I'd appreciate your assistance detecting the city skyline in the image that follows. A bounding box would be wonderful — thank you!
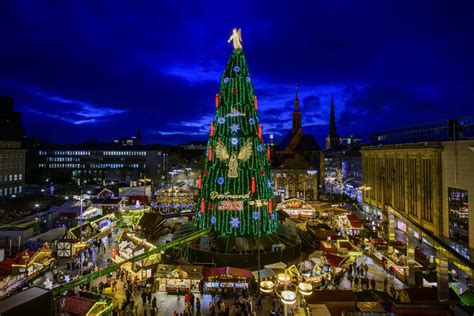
[1,1,474,145]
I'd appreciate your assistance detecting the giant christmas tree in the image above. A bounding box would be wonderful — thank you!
[194,32,278,237]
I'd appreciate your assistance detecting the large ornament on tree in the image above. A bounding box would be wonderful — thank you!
[215,140,253,178]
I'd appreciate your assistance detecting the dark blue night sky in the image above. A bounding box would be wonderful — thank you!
[1,1,473,145]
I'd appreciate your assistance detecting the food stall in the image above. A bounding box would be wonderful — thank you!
[299,252,348,289]
[11,244,55,277]
[202,266,252,295]
[155,264,203,294]
[64,214,116,255]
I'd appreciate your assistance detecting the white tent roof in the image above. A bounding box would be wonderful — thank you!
[264,262,287,269]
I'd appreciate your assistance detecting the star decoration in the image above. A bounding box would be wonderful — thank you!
[230,124,240,134]
[230,217,241,229]
[43,278,53,290]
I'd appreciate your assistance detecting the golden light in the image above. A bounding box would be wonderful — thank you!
[298,282,313,296]
[281,290,296,305]
[277,273,291,283]
[259,280,275,293]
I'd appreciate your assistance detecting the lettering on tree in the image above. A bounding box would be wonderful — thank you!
[210,191,251,200]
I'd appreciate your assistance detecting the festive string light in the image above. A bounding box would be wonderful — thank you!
[193,48,278,236]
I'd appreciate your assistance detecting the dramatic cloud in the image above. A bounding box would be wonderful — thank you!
[0,0,473,145]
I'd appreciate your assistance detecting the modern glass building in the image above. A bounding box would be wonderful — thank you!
[370,116,474,145]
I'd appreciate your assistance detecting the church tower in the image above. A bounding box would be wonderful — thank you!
[292,85,302,135]
[325,95,340,149]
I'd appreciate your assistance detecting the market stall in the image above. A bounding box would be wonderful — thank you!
[112,233,159,281]
[155,264,203,294]
[64,214,116,255]
[202,266,252,295]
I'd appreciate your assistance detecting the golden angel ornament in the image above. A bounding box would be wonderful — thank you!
[216,140,252,178]
[228,28,242,49]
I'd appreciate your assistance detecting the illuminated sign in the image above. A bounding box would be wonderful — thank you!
[218,201,243,211]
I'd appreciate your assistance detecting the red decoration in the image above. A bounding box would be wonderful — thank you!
[259,170,265,176]
[258,125,262,140]
[208,146,213,162]
[204,169,209,177]
[198,175,202,189]
[215,93,219,108]
[210,122,214,137]
[268,199,273,214]
[201,198,205,214]
[218,200,243,211]
[266,146,271,161]
[232,88,239,95]
[251,177,256,194]
[254,96,258,110]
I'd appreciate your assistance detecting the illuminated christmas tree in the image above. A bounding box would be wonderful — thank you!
[194,37,278,237]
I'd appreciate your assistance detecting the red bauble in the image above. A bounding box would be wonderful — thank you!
[215,93,219,108]
[201,198,205,214]
[258,125,262,139]
[259,170,265,176]
[251,177,256,194]
[198,175,202,189]
[232,88,239,95]
[208,146,213,162]
[254,95,258,110]
[204,170,209,177]
[268,199,273,215]
[266,146,271,161]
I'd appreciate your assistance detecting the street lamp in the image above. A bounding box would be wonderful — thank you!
[260,271,313,316]
[73,192,90,276]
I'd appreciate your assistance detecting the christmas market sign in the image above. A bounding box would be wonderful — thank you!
[218,200,243,211]
[209,191,251,200]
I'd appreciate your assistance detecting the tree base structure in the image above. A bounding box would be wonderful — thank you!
[176,223,301,268]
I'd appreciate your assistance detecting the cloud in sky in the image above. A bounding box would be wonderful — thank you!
[0,0,473,145]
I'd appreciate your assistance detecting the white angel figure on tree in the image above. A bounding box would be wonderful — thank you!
[228,28,242,49]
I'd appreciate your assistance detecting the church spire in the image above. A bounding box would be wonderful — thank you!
[294,85,299,111]
[326,95,340,149]
[292,84,302,135]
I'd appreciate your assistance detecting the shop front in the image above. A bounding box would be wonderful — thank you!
[202,266,253,295]
[155,264,203,294]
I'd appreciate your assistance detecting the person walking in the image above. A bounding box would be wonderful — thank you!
[147,290,152,305]
[195,297,201,316]
[151,296,157,311]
